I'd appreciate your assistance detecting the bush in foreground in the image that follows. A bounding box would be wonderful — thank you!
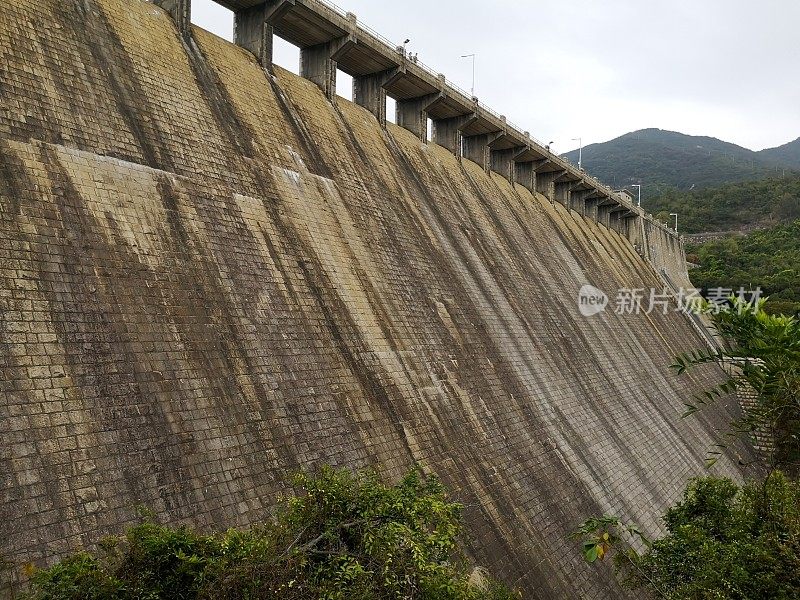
[673,298,800,468]
[576,472,800,599]
[21,467,518,600]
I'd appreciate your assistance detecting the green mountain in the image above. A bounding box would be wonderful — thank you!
[563,129,797,193]
[758,137,800,170]
[576,129,800,317]
[644,175,800,234]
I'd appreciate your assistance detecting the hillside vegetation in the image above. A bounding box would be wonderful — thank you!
[563,129,798,193]
[759,136,800,170]
[644,174,800,233]
[687,221,800,316]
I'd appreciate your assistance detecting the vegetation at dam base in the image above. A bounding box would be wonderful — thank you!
[674,299,800,468]
[12,468,518,600]
[577,472,800,600]
[577,300,800,599]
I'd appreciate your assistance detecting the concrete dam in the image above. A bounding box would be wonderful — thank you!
[0,0,747,596]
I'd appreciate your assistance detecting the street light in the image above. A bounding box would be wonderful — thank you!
[403,38,410,56]
[670,213,679,232]
[461,53,476,97]
[571,137,582,170]
[631,184,642,207]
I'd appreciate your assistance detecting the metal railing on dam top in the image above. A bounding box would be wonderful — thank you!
[309,0,550,144]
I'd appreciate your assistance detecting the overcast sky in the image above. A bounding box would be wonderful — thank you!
[191,0,800,153]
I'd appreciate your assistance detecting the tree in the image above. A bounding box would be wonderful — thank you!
[576,473,800,600]
[575,299,800,598]
[673,298,800,469]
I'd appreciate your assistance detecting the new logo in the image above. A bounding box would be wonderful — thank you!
[578,285,608,317]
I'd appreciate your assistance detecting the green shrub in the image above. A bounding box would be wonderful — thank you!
[629,473,800,599]
[26,554,123,600]
[576,473,800,600]
[673,298,800,467]
[20,467,519,600]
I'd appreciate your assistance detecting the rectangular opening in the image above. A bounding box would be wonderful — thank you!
[386,96,397,124]
[191,0,233,41]
[336,70,353,102]
[273,36,300,75]
[427,118,433,142]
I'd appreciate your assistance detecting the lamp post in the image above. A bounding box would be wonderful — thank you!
[670,213,679,232]
[631,184,642,207]
[461,54,476,97]
[403,38,410,56]
[571,137,582,170]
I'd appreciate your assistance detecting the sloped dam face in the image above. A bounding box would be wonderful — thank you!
[0,0,745,597]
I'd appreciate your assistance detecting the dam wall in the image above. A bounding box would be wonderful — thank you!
[644,220,692,289]
[0,0,747,597]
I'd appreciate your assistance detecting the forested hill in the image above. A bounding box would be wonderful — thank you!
[686,220,800,316]
[563,129,798,192]
[643,175,800,234]
[758,137,800,170]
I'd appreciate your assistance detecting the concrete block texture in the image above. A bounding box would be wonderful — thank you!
[0,0,749,598]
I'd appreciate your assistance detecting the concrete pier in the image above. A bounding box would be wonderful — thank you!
[535,169,563,201]
[154,0,190,36]
[489,131,527,180]
[511,144,547,194]
[396,93,440,142]
[301,41,337,99]
[354,69,396,125]
[490,147,518,181]
[597,198,618,228]
[432,114,476,155]
[554,181,573,207]
[584,197,600,221]
[611,206,636,235]
[514,161,536,192]
[234,4,272,67]
[610,208,627,234]
[570,189,597,215]
[463,131,503,170]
